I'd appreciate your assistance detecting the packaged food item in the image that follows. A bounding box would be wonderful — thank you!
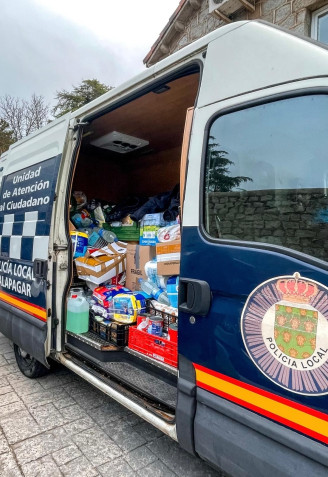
[70,231,88,258]
[168,323,178,343]
[92,285,129,308]
[113,293,146,324]
[157,224,180,243]
[147,315,163,336]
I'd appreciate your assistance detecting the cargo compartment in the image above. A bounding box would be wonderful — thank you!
[65,66,201,410]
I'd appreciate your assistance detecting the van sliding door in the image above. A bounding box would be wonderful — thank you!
[0,115,70,366]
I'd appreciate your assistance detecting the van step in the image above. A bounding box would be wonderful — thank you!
[61,352,176,426]
[65,342,177,410]
[66,331,122,351]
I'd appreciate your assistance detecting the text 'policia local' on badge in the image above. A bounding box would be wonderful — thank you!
[241,272,328,396]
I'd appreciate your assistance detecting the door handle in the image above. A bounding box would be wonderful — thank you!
[178,278,211,316]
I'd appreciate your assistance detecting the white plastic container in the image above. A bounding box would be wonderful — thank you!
[66,295,89,334]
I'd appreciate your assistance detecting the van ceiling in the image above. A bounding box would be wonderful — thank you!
[83,73,200,154]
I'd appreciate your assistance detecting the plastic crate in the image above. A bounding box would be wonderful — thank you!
[89,313,130,346]
[128,326,178,368]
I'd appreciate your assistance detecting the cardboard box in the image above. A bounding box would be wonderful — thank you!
[126,244,156,291]
[156,240,181,276]
[75,242,126,285]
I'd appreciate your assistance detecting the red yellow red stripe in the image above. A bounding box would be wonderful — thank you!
[0,290,47,322]
[194,363,328,445]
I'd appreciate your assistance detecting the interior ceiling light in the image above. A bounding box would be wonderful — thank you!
[152,84,170,94]
[90,131,149,154]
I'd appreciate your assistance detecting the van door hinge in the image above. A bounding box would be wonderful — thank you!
[46,280,51,290]
[47,308,51,317]
[54,244,68,251]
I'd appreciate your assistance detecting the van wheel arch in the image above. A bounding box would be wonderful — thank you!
[14,344,49,378]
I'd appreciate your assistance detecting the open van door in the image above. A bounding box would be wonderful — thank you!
[0,114,70,367]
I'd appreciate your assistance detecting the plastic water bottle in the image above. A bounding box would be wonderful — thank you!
[138,279,170,306]
[66,295,89,334]
[98,228,117,243]
[144,260,168,289]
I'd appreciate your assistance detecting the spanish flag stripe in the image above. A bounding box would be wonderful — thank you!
[195,366,328,444]
[195,363,328,422]
[0,290,47,322]
[197,379,328,445]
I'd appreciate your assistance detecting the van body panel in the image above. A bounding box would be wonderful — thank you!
[0,114,71,364]
[197,22,328,109]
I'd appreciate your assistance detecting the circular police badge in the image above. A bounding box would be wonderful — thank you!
[241,272,328,395]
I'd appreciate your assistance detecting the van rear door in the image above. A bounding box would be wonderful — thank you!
[0,115,70,366]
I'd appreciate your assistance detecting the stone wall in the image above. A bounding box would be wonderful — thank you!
[167,0,328,57]
[206,188,328,261]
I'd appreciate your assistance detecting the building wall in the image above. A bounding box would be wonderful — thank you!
[167,0,328,57]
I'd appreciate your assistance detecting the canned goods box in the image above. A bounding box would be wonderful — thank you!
[75,242,127,285]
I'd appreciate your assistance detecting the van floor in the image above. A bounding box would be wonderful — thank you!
[66,331,177,410]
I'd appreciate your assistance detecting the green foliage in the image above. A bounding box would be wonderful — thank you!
[0,119,15,155]
[53,79,112,117]
[206,137,252,192]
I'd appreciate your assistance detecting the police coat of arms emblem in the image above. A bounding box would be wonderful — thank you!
[241,273,328,395]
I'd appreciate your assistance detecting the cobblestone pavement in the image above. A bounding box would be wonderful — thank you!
[0,334,223,477]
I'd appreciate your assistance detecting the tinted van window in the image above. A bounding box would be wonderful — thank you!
[204,95,328,262]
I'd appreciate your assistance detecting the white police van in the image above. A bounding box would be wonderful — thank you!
[1,21,328,477]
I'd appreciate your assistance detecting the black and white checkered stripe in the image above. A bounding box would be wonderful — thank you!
[0,211,50,261]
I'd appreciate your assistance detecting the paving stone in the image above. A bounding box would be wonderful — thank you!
[62,416,95,437]
[13,430,71,465]
[136,460,176,477]
[63,380,93,397]
[0,355,9,367]
[60,455,98,477]
[72,390,109,410]
[21,455,62,477]
[22,388,64,408]
[0,401,26,419]
[0,364,21,377]
[60,403,86,422]
[38,373,73,390]
[102,420,147,453]
[124,445,157,471]
[72,427,122,466]
[1,410,41,444]
[52,443,82,466]
[11,379,44,397]
[0,431,10,455]
[0,385,14,395]
[133,421,164,442]
[147,435,221,476]
[86,402,130,428]
[97,457,136,477]
[29,402,68,430]
[0,391,20,407]
[53,394,76,410]
[0,451,23,476]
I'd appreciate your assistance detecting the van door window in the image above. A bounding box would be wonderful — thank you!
[204,94,328,263]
